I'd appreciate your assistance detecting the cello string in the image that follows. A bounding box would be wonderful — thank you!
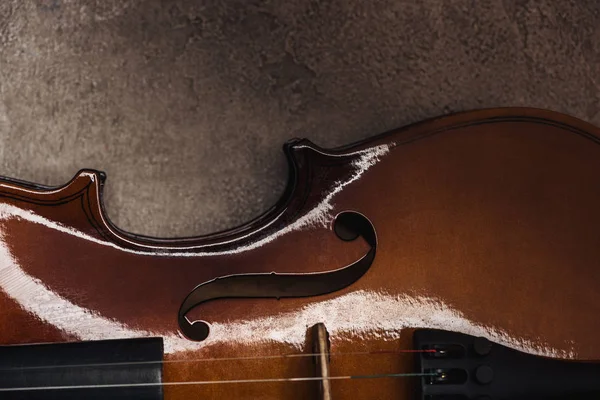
[2,349,435,371]
[0,372,437,392]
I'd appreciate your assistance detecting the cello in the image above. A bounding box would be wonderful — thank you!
[0,108,598,399]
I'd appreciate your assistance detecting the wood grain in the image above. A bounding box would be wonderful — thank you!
[0,108,598,399]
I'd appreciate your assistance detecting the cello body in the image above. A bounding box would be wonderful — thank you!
[0,108,598,399]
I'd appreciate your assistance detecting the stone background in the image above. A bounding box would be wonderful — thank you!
[0,0,598,237]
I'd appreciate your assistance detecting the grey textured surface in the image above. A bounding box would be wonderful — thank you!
[0,0,599,237]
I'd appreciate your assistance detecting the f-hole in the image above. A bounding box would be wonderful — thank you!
[178,211,377,341]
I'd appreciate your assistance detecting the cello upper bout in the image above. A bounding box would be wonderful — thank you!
[0,107,597,251]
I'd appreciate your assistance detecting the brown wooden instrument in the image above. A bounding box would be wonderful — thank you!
[0,108,598,399]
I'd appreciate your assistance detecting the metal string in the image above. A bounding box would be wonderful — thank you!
[0,349,435,372]
[0,372,436,392]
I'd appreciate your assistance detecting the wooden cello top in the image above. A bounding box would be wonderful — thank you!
[0,108,598,399]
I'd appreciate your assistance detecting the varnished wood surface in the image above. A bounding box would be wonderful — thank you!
[0,108,599,399]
